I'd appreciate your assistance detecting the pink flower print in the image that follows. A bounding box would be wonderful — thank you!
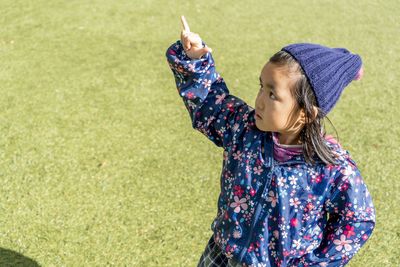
[340,181,350,191]
[225,244,234,257]
[277,177,286,187]
[283,250,290,257]
[333,234,353,252]
[207,115,215,125]
[232,123,240,133]
[230,196,248,213]
[247,243,254,252]
[233,151,242,160]
[345,210,355,220]
[343,225,355,238]
[306,202,314,211]
[233,229,242,239]
[362,233,369,241]
[290,197,301,208]
[202,79,212,89]
[234,185,244,197]
[188,63,195,72]
[292,238,302,249]
[266,190,278,207]
[366,207,374,214]
[288,176,298,185]
[268,240,276,250]
[186,91,194,99]
[215,93,226,104]
[249,188,256,197]
[290,218,298,227]
[226,102,235,112]
[253,166,263,175]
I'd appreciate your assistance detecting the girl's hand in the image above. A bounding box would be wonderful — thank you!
[180,15,212,60]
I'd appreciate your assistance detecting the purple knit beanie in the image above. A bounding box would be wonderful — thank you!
[281,43,364,116]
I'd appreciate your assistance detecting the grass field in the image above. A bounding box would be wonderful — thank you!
[0,0,399,266]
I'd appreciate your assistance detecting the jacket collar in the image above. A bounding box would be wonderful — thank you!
[262,132,324,167]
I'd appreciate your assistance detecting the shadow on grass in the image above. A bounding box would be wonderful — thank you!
[0,248,40,266]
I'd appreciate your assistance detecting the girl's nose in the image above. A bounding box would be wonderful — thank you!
[255,96,264,110]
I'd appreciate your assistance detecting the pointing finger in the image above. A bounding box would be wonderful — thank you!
[180,15,191,33]
[181,30,191,51]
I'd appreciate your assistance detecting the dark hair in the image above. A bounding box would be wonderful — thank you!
[269,50,340,166]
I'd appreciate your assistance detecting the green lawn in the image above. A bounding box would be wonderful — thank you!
[0,0,398,266]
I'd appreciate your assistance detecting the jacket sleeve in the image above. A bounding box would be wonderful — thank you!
[165,40,253,149]
[292,161,376,267]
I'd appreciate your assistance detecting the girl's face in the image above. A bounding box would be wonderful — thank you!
[255,62,305,136]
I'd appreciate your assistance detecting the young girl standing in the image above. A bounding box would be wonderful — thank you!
[166,16,375,267]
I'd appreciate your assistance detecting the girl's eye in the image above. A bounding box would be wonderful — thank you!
[259,84,276,100]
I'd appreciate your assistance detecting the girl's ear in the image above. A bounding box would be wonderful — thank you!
[299,109,306,125]
[311,106,319,120]
[300,106,318,124]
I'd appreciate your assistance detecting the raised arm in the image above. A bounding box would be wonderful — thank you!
[165,16,253,149]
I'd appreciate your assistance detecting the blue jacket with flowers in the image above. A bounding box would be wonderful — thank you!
[165,40,376,267]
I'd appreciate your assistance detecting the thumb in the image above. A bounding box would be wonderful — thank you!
[201,46,212,55]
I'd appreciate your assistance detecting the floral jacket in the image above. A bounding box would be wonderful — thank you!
[165,40,376,267]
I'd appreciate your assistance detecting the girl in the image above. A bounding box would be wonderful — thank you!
[165,16,375,267]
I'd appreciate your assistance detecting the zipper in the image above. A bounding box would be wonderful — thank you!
[239,166,273,261]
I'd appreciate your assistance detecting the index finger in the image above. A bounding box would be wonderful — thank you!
[180,15,191,33]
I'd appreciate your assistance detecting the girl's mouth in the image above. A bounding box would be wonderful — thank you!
[256,112,262,120]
